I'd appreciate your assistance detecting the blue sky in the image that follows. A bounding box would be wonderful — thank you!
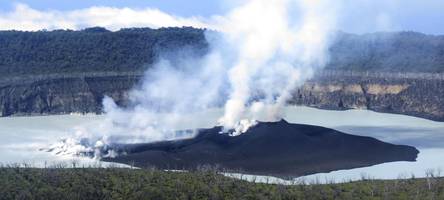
[336,0,444,35]
[0,0,225,17]
[1,0,444,34]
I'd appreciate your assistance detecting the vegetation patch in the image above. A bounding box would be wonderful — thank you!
[1,167,443,200]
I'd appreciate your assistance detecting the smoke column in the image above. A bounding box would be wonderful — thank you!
[217,0,337,133]
[50,0,339,157]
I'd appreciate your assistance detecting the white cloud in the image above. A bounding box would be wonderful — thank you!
[0,3,211,31]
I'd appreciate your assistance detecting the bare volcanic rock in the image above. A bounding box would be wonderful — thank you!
[104,120,419,178]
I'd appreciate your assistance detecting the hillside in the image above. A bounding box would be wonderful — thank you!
[0,27,207,77]
[0,27,443,120]
[328,31,444,72]
[0,28,443,77]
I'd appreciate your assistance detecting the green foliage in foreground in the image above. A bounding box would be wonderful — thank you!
[0,167,443,200]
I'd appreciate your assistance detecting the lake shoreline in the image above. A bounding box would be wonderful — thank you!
[0,106,443,183]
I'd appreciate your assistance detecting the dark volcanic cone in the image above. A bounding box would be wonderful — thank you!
[104,120,419,178]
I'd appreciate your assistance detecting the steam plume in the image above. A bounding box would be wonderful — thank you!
[50,0,339,157]
[217,0,337,131]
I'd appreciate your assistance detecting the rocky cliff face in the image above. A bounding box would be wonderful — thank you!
[291,70,444,121]
[0,73,141,116]
[1,70,443,121]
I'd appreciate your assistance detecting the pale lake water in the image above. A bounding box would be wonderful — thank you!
[0,106,443,183]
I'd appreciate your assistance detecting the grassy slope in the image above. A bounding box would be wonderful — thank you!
[1,168,443,200]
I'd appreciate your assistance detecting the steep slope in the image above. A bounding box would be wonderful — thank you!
[291,70,444,121]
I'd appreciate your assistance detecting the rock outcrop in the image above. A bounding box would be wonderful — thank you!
[291,70,444,121]
[0,73,141,116]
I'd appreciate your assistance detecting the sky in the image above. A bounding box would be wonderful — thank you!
[0,0,225,17]
[0,0,443,34]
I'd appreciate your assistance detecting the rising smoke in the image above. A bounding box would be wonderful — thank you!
[49,0,339,157]
[217,0,337,132]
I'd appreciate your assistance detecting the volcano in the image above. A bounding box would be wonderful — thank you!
[104,120,419,178]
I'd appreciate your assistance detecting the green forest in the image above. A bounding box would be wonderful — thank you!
[0,28,444,79]
[1,167,443,200]
[328,31,444,73]
[0,27,207,77]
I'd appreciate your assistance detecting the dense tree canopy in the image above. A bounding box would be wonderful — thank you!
[0,167,443,200]
[328,31,444,72]
[0,27,208,77]
[0,27,443,78]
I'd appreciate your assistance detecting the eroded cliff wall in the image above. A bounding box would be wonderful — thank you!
[1,70,443,121]
[291,71,444,121]
[0,73,141,116]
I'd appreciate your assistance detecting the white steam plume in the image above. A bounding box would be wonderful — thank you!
[217,0,338,131]
[49,0,339,157]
